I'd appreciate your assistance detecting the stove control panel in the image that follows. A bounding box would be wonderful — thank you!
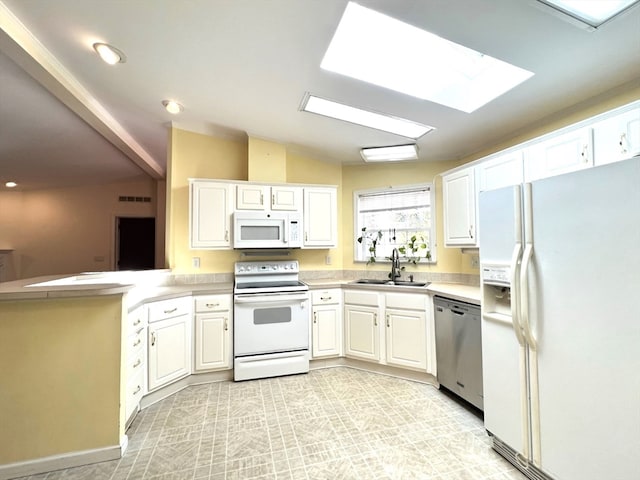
[235,260,299,275]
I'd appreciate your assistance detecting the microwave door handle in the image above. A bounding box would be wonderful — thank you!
[283,219,288,245]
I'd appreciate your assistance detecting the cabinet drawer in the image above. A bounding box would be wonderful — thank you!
[125,370,144,421]
[311,289,341,305]
[194,295,230,313]
[343,290,379,307]
[126,347,145,381]
[386,293,426,310]
[126,326,145,359]
[128,306,145,332]
[148,296,191,323]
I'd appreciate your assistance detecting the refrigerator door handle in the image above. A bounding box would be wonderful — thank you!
[510,242,525,347]
[520,243,538,350]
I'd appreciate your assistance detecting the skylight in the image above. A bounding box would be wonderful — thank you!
[321,2,534,113]
[536,0,640,28]
[301,94,434,139]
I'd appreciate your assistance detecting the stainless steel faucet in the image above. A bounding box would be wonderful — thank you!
[390,248,401,281]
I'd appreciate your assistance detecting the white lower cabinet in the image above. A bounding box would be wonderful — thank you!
[344,289,428,372]
[384,293,427,371]
[311,289,342,358]
[124,305,146,423]
[147,297,192,391]
[194,294,232,371]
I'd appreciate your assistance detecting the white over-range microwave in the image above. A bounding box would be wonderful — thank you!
[233,211,302,249]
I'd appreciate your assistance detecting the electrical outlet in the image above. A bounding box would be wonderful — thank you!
[192,257,201,268]
[470,255,479,268]
[325,255,332,265]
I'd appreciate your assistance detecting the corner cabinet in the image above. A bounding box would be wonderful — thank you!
[311,289,342,358]
[193,294,232,371]
[303,187,337,248]
[147,297,192,391]
[442,167,478,247]
[189,180,234,249]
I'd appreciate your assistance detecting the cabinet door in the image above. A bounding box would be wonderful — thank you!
[385,308,427,370]
[443,168,477,247]
[236,184,268,210]
[593,107,640,166]
[190,181,233,249]
[312,304,342,358]
[524,127,593,182]
[477,151,524,192]
[303,187,337,248]
[344,305,379,361]
[194,312,231,371]
[148,314,191,391]
[271,186,302,211]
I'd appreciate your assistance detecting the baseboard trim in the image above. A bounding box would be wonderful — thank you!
[0,435,128,480]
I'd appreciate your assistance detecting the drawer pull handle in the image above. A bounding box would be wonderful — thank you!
[133,319,141,326]
[320,296,332,301]
[225,230,229,242]
[133,339,141,348]
[133,385,141,395]
[136,327,144,335]
[313,312,317,324]
[151,332,156,346]
[206,302,220,308]
[163,307,178,314]
[386,315,390,328]
[133,359,142,368]
[374,313,378,327]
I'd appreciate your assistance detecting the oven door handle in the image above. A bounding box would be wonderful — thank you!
[234,293,309,304]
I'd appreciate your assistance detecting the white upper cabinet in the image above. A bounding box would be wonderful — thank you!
[593,106,640,166]
[524,127,593,182]
[190,180,234,249]
[271,186,302,211]
[303,187,337,248]
[236,185,302,211]
[443,167,477,247]
[236,184,269,210]
[477,150,524,192]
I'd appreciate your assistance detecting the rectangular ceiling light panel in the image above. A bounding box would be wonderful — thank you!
[321,2,534,113]
[361,144,418,162]
[301,94,434,139]
[537,0,640,27]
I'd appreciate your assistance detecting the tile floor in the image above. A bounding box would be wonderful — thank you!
[19,368,527,480]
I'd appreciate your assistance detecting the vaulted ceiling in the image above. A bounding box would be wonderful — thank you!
[1,0,639,190]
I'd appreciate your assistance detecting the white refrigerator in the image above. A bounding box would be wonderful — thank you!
[478,156,640,480]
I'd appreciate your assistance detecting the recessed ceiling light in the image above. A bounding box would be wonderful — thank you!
[5,181,17,188]
[361,144,419,163]
[92,42,126,65]
[162,100,184,114]
[301,94,434,139]
[535,0,640,28]
[321,2,534,113]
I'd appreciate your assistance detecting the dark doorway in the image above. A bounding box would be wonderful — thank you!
[116,217,155,270]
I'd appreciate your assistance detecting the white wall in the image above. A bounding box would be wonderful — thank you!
[0,178,162,280]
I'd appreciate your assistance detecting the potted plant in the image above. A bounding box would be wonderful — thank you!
[356,227,383,265]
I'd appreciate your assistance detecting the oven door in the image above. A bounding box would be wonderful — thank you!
[234,291,309,356]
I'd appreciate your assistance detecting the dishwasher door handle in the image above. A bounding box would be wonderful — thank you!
[452,310,465,316]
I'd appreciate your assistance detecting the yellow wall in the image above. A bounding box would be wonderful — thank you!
[0,295,124,463]
[248,137,287,182]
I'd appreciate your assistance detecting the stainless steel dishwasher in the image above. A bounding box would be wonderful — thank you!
[434,296,483,410]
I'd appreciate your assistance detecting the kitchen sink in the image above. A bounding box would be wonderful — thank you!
[351,279,430,287]
[353,279,390,284]
[392,280,429,287]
